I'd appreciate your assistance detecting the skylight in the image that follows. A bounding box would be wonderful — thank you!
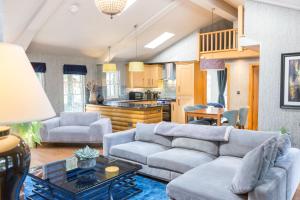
[145,32,175,49]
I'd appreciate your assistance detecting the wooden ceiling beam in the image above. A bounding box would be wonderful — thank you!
[189,0,238,21]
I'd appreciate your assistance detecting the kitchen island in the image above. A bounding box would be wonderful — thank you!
[86,101,163,132]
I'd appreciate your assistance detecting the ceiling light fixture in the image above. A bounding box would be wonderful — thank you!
[95,0,128,19]
[103,46,117,72]
[129,25,144,72]
[145,32,175,49]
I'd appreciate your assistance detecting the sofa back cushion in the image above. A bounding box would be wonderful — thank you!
[60,112,99,126]
[219,129,280,158]
[172,137,219,156]
[135,123,172,147]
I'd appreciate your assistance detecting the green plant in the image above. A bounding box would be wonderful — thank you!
[11,121,42,148]
[75,146,99,160]
[280,127,288,135]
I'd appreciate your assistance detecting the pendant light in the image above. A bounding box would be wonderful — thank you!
[103,46,117,72]
[200,8,225,70]
[95,0,128,19]
[129,25,144,72]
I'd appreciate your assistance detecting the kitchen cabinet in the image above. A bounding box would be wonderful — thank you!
[171,61,207,124]
[126,64,162,88]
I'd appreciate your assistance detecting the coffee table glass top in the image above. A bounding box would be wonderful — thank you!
[28,156,142,195]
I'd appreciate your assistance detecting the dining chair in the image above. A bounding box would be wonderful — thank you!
[184,105,211,125]
[222,110,239,127]
[237,107,249,129]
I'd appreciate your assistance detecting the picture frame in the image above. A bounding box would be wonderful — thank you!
[280,52,300,109]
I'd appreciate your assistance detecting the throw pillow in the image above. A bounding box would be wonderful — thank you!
[135,123,172,147]
[277,134,292,157]
[231,137,277,194]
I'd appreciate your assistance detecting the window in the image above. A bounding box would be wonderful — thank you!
[64,74,86,112]
[35,73,45,89]
[106,71,120,99]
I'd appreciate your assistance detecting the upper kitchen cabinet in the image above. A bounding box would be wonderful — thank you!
[126,64,163,88]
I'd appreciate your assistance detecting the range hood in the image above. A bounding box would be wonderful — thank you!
[163,63,176,80]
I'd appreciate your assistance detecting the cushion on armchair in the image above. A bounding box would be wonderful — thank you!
[60,112,99,126]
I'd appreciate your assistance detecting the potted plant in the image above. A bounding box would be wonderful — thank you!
[11,121,42,148]
[75,146,99,169]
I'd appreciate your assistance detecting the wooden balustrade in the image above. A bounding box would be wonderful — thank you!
[199,29,238,53]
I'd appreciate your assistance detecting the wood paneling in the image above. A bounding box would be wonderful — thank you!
[248,64,259,130]
[86,104,163,132]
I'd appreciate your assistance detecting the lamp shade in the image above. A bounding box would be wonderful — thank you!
[0,43,55,125]
[103,63,117,72]
[128,61,144,72]
[200,59,225,70]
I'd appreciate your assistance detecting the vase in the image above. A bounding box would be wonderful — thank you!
[77,158,96,169]
[89,92,97,104]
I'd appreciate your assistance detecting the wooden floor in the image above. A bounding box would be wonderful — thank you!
[31,146,300,199]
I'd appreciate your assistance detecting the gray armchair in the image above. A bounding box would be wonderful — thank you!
[40,112,112,144]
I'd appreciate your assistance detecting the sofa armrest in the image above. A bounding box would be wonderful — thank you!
[275,148,300,200]
[103,129,135,157]
[89,118,112,142]
[249,167,286,200]
[40,117,60,142]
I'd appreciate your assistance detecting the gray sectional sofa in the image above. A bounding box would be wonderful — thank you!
[40,112,112,144]
[103,122,300,200]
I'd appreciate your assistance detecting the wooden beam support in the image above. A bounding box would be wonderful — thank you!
[201,49,259,59]
[189,0,237,21]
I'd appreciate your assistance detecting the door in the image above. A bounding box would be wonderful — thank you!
[248,65,259,130]
[176,64,194,96]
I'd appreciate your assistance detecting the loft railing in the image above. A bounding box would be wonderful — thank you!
[199,29,238,53]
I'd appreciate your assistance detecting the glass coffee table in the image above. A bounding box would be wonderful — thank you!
[27,156,142,200]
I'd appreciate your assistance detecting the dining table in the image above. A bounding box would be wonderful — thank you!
[185,107,225,126]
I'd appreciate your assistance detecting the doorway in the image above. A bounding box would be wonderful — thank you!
[248,64,259,130]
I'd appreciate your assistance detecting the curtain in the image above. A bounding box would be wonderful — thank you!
[63,64,87,75]
[31,62,46,73]
[217,68,227,106]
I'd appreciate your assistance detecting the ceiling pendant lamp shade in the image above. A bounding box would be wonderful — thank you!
[129,25,144,72]
[0,43,55,124]
[201,59,225,70]
[95,0,128,18]
[103,46,117,73]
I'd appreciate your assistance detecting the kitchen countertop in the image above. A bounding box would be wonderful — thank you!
[102,101,162,109]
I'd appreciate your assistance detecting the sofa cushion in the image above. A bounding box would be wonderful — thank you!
[219,129,280,158]
[60,112,99,126]
[172,137,219,156]
[148,148,216,173]
[48,126,90,142]
[109,141,169,164]
[167,156,247,200]
[277,134,292,157]
[231,137,277,194]
[135,123,172,147]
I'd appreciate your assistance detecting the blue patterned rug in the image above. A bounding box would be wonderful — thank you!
[24,175,168,200]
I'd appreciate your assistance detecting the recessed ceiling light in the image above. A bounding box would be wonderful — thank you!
[145,32,175,49]
[70,4,79,13]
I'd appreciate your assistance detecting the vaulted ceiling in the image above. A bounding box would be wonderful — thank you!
[3,0,242,62]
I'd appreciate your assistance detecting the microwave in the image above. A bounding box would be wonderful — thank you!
[129,92,144,100]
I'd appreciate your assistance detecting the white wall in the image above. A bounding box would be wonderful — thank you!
[226,58,259,110]
[27,52,99,114]
[0,0,3,41]
[147,31,199,63]
[245,0,300,146]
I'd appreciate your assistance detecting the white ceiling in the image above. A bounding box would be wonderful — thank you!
[252,0,300,10]
[3,0,236,61]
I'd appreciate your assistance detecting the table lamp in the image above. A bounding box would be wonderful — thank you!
[0,43,55,200]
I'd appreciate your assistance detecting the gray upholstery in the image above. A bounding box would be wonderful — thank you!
[220,129,280,158]
[231,137,277,194]
[275,148,300,200]
[277,134,292,157]
[41,112,112,144]
[48,126,90,143]
[148,148,216,173]
[172,137,219,156]
[110,141,169,164]
[248,167,286,200]
[60,112,99,126]
[167,156,247,200]
[135,123,172,147]
[103,129,135,157]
